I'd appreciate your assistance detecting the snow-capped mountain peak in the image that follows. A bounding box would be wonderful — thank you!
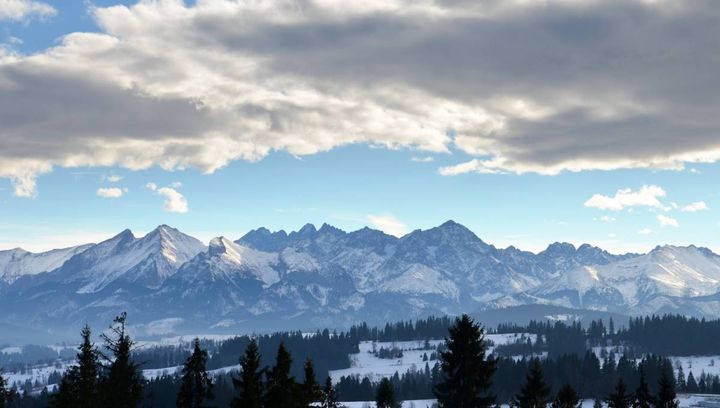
[0,244,94,284]
[51,225,205,293]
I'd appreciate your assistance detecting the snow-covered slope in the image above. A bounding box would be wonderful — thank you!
[5,221,720,339]
[0,244,93,284]
[499,245,720,314]
[52,225,205,293]
[178,237,280,287]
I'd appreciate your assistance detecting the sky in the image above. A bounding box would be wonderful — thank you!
[1,0,720,254]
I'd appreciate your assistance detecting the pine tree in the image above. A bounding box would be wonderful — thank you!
[605,378,632,408]
[594,398,603,408]
[633,369,654,408]
[0,369,14,408]
[299,359,322,407]
[552,384,580,408]
[76,324,101,407]
[656,363,679,408]
[264,342,296,408]
[512,359,551,408]
[435,314,497,408]
[321,376,342,408]
[52,369,79,408]
[99,312,144,408]
[176,338,214,408]
[53,324,101,408]
[685,372,699,393]
[231,339,263,408]
[376,377,401,408]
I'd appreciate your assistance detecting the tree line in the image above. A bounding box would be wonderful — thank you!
[0,313,704,408]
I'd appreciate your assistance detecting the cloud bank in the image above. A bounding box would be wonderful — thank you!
[0,0,55,21]
[584,185,666,211]
[3,0,720,195]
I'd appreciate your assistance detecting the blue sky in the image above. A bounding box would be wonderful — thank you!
[1,1,720,253]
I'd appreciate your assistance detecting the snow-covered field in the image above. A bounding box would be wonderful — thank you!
[339,399,436,408]
[339,395,720,408]
[593,346,720,379]
[330,333,534,383]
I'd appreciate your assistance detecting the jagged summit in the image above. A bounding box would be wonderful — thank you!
[5,221,720,336]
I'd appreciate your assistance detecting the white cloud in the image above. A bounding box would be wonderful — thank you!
[584,185,666,211]
[411,156,434,163]
[681,201,709,212]
[366,214,408,237]
[104,175,123,183]
[96,187,124,198]
[657,214,679,228]
[147,183,187,213]
[439,159,503,176]
[0,0,55,21]
[3,1,720,194]
[598,216,616,222]
[638,228,653,235]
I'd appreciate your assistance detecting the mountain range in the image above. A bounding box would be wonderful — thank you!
[2,221,720,342]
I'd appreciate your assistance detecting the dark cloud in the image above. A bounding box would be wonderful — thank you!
[2,0,720,194]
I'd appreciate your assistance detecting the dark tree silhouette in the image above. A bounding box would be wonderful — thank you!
[552,384,580,408]
[512,359,552,408]
[605,378,632,408]
[435,314,496,408]
[321,376,342,408]
[656,362,679,408]
[231,339,263,408]
[176,338,214,408]
[633,369,654,408]
[264,342,297,408]
[99,312,144,408]
[0,369,14,408]
[300,359,322,406]
[376,377,401,408]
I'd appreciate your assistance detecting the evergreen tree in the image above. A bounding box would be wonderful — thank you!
[52,370,79,408]
[605,378,632,408]
[675,366,685,392]
[52,324,102,407]
[231,339,263,408]
[594,398,604,408]
[435,314,497,408]
[321,376,342,408]
[376,377,401,408]
[176,338,214,408]
[99,312,144,408]
[656,363,678,408]
[76,324,101,407]
[299,359,322,407]
[552,384,580,408]
[264,342,296,408]
[685,372,699,393]
[633,369,654,408]
[512,359,551,408]
[0,370,14,408]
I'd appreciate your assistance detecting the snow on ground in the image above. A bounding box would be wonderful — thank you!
[3,361,72,390]
[0,346,22,354]
[134,334,239,349]
[338,395,720,408]
[330,334,534,383]
[340,400,436,408]
[671,356,720,378]
[593,346,720,378]
[143,363,242,380]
